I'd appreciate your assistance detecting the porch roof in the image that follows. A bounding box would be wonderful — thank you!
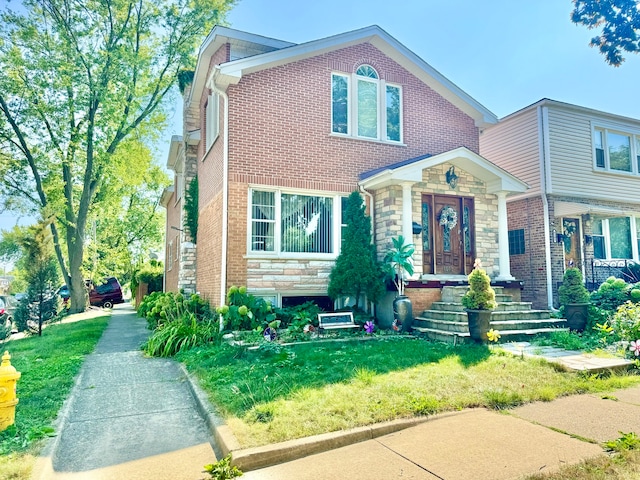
[359,146,529,194]
[554,201,628,218]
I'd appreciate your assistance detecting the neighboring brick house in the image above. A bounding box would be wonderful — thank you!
[163,25,527,316]
[480,99,640,309]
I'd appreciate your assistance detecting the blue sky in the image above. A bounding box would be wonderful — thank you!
[2,0,640,233]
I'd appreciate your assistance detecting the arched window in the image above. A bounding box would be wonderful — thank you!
[331,65,402,142]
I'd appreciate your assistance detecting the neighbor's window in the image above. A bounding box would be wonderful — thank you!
[593,127,640,174]
[591,216,638,260]
[331,64,402,143]
[250,189,341,255]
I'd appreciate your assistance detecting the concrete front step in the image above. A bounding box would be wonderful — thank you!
[430,301,533,312]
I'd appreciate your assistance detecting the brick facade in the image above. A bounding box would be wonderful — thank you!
[168,27,514,313]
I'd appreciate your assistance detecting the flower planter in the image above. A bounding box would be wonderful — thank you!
[565,303,589,332]
[393,295,413,332]
[466,309,492,343]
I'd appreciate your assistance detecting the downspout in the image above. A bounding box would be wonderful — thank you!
[210,71,230,314]
[538,105,555,310]
[359,184,376,316]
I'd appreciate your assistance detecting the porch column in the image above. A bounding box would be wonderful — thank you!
[401,182,414,243]
[496,191,514,280]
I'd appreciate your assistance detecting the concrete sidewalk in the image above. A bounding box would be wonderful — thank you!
[238,387,640,480]
[31,307,640,480]
[32,303,219,480]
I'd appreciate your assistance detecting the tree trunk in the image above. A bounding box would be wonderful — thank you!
[67,240,87,313]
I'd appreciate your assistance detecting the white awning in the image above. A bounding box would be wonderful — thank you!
[554,201,628,218]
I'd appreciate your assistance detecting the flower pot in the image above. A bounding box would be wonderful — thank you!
[466,309,492,343]
[393,295,413,332]
[564,303,589,332]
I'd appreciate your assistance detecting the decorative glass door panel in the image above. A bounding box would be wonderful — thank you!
[562,218,581,269]
[422,195,475,275]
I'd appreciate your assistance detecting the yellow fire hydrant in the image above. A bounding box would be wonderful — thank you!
[0,351,21,431]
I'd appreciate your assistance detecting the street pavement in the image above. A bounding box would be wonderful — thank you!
[30,304,640,480]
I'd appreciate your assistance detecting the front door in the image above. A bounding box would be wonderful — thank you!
[562,218,581,269]
[422,195,475,275]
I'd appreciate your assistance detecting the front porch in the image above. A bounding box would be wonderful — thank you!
[360,147,529,282]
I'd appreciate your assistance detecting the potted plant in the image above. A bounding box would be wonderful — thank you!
[461,260,497,342]
[384,235,415,332]
[558,267,590,331]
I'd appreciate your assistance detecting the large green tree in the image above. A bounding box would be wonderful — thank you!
[0,0,235,312]
[571,0,640,66]
[328,191,384,310]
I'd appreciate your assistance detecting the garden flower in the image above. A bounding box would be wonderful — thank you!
[303,324,315,334]
[629,340,640,356]
[487,329,501,342]
[364,321,375,334]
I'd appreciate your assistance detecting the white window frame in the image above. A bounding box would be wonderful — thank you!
[592,216,640,261]
[592,123,640,175]
[331,67,403,144]
[247,187,344,259]
[205,92,220,152]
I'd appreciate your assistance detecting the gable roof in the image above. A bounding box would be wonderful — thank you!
[191,25,497,128]
[359,146,528,194]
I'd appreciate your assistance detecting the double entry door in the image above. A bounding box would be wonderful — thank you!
[421,194,475,275]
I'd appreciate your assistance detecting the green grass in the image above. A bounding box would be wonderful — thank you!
[0,317,109,479]
[178,337,640,448]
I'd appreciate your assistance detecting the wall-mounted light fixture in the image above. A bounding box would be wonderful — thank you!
[412,221,423,235]
[445,166,459,189]
[584,234,592,245]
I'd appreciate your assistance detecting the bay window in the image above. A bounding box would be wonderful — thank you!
[331,65,403,143]
[250,189,342,256]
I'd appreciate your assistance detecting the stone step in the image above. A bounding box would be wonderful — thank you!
[412,326,570,345]
[441,288,512,304]
[417,310,551,323]
[429,301,533,312]
[413,316,565,333]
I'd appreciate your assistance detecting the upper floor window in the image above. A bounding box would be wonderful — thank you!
[205,92,220,152]
[593,126,640,174]
[331,65,403,143]
[249,189,343,256]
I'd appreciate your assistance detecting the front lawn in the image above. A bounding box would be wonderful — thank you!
[178,337,640,448]
[0,317,109,480]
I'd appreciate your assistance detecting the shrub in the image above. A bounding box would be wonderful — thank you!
[610,302,640,347]
[139,291,211,330]
[590,276,631,312]
[217,286,276,331]
[558,268,589,305]
[461,262,496,311]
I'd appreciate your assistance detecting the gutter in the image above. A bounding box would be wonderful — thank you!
[209,70,230,318]
[538,105,555,310]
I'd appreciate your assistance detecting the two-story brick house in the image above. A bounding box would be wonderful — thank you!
[163,25,528,317]
[480,99,640,309]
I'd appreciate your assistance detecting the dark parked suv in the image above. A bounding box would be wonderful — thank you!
[58,277,124,308]
[89,277,124,308]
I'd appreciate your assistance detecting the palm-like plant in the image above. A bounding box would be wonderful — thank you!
[384,235,415,296]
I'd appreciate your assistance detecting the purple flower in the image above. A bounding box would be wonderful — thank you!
[364,321,375,334]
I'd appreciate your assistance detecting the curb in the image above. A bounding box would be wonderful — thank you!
[183,365,436,472]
